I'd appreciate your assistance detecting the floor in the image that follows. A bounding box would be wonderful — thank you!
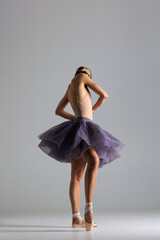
[0,211,160,240]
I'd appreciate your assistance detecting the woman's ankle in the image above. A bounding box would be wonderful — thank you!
[84,201,93,223]
[84,210,93,223]
[72,212,81,218]
[85,201,93,207]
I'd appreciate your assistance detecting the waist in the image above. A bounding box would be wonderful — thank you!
[74,116,93,122]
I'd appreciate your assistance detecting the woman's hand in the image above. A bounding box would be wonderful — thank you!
[92,109,96,114]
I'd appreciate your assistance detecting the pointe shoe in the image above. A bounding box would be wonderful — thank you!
[84,205,94,231]
[72,216,98,228]
[72,216,85,228]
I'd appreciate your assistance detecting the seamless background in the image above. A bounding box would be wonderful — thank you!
[0,0,160,215]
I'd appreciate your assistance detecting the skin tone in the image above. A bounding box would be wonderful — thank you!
[69,148,100,224]
[55,72,108,223]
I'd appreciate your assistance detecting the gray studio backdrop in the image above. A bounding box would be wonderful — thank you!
[0,0,160,215]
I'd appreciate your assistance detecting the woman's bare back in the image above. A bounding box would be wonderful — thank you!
[67,74,93,120]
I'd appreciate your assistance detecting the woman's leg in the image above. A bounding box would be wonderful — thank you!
[81,147,100,223]
[69,157,86,214]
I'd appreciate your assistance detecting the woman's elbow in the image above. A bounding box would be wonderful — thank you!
[104,94,108,99]
[101,93,108,99]
[55,109,60,115]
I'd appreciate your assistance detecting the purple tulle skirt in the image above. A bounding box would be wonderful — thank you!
[38,117,125,168]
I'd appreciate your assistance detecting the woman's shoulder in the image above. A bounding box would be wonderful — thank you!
[69,75,83,87]
[67,75,85,94]
[73,74,88,85]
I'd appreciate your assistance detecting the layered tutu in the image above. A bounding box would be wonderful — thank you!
[38,117,125,168]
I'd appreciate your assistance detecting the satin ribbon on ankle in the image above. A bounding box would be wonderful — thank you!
[72,212,82,220]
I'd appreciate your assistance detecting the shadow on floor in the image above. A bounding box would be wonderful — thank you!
[0,224,86,232]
